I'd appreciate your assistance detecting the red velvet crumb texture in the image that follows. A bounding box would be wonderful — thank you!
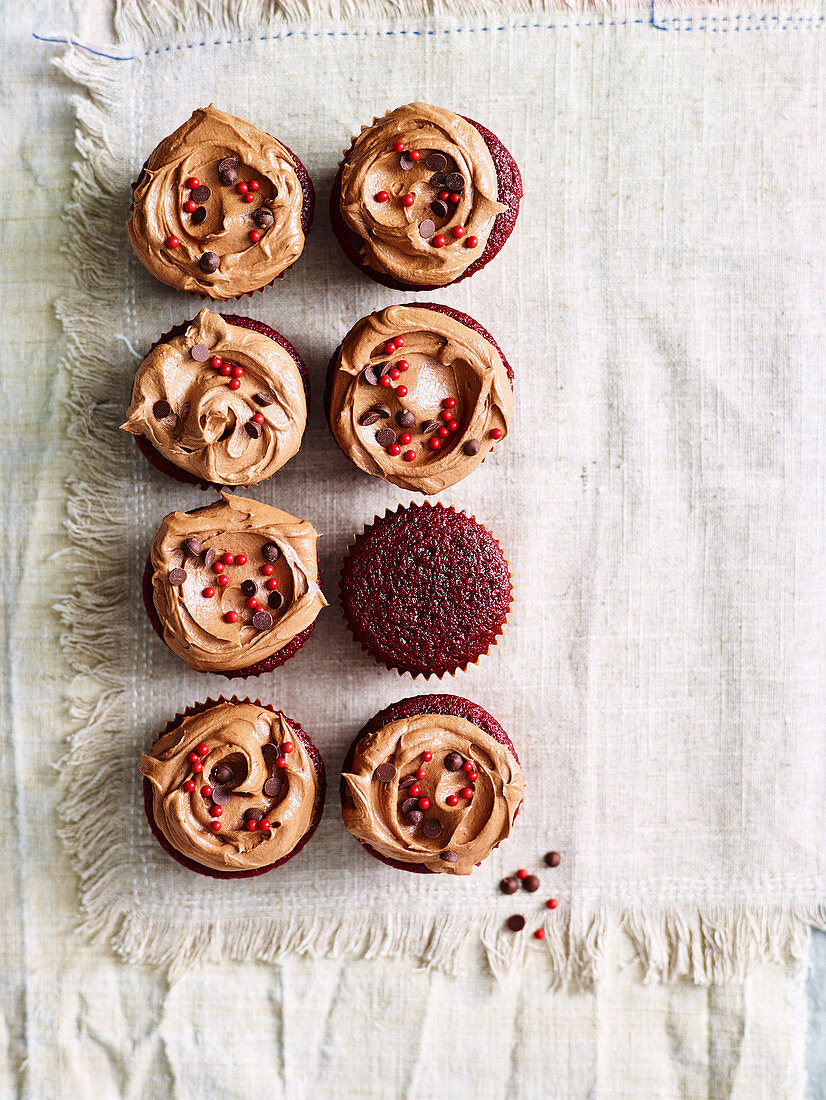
[142,555,317,679]
[340,693,518,875]
[134,313,310,493]
[340,501,512,678]
[329,114,522,291]
[143,695,326,879]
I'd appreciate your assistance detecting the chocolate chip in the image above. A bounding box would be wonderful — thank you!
[423,819,443,838]
[263,776,282,798]
[241,579,257,597]
[362,365,380,387]
[406,810,423,826]
[152,399,171,420]
[399,153,416,170]
[375,428,396,447]
[218,157,239,185]
[430,200,448,219]
[360,411,380,426]
[190,185,211,203]
[375,762,396,783]
[401,797,419,815]
[440,850,458,864]
[445,172,464,191]
[184,537,202,556]
[396,410,415,428]
[244,422,260,438]
[262,744,278,767]
[500,876,519,895]
[379,361,395,379]
[203,548,217,568]
[418,219,436,239]
[190,344,210,362]
[168,568,186,586]
[267,591,284,611]
[199,251,220,273]
[262,542,280,562]
[462,439,481,456]
[506,914,526,932]
[211,785,230,806]
[253,207,275,229]
[190,206,207,225]
[544,851,562,868]
[399,775,417,789]
[212,764,233,786]
[430,172,446,188]
[253,392,274,406]
[372,403,391,418]
[244,807,264,823]
[421,419,439,434]
[522,875,540,893]
[426,153,448,172]
[444,752,464,772]
[252,610,273,631]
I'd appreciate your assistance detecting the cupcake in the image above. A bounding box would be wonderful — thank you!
[330,102,521,291]
[325,302,513,494]
[340,502,511,677]
[141,697,325,878]
[121,309,309,489]
[127,105,314,299]
[340,694,524,875]
[144,493,326,677]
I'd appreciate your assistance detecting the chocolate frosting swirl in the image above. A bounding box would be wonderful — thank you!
[339,103,508,287]
[149,493,326,673]
[141,702,317,872]
[127,105,306,299]
[121,310,306,486]
[341,713,524,875]
[329,304,512,494]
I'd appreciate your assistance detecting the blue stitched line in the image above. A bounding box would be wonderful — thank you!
[32,31,135,59]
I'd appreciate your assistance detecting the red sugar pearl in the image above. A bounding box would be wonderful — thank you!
[451,226,465,239]
[534,929,546,940]
[409,784,421,798]
[402,193,415,208]
[231,366,244,378]
[394,141,405,153]
[418,797,431,811]
[388,444,401,456]
[276,756,287,769]
[229,378,241,390]
[379,376,392,389]
[243,193,256,203]
[461,787,474,800]
[415,767,426,780]
[440,409,454,422]
[428,438,441,451]
[439,190,449,201]
[249,230,262,243]
[438,427,449,438]
[443,397,456,409]
[448,420,459,432]
[403,450,416,462]
[423,751,433,761]
[185,177,200,189]
[400,433,412,445]
[246,819,258,831]
[222,553,235,565]
[248,179,260,192]
[246,597,260,610]
[259,820,271,832]
[184,200,197,213]
[213,561,225,574]
[467,770,478,782]
[375,191,389,203]
[202,587,215,598]
[210,820,222,832]
[395,337,405,348]
[191,762,203,774]
[252,413,264,425]
[395,385,408,397]
[397,359,409,372]
[463,761,474,773]
[188,751,200,764]
[262,563,275,576]
[283,742,294,753]
[389,368,401,381]
[237,182,249,194]
[210,356,223,368]
[216,575,229,588]
[449,193,460,204]
[200,785,213,797]
[184,780,196,792]
[432,235,447,248]
[516,868,529,880]
[546,898,559,910]
[466,236,478,249]
[384,341,397,355]
[265,578,279,591]
[490,428,503,440]
[219,363,232,376]
[410,150,421,161]
[225,610,239,624]
[165,236,180,249]
[446,794,459,807]
[197,744,209,756]
[236,554,247,566]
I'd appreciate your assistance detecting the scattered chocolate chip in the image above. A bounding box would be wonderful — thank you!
[379,361,395,379]
[399,775,417,789]
[500,876,519,895]
[212,764,233,785]
[203,548,217,568]
[190,185,211,203]
[252,610,273,631]
[423,819,443,838]
[522,875,540,893]
[190,344,210,362]
[184,537,202,556]
[444,752,464,772]
[396,410,415,428]
[418,219,436,239]
[440,850,458,864]
[362,365,380,387]
[421,419,439,434]
[241,579,257,597]
[372,403,391,418]
[375,428,396,447]
[544,851,562,868]
[253,392,274,407]
[462,439,481,456]
[399,153,416,170]
[152,399,171,420]
[426,153,448,172]
[430,172,446,188]
[211,785,230,806]
[168,568,186,586]
[244,807,264,823]
[199,251,220,273]
[190,206,207,226]
[218,157,239,185]
[267,591,285,611]
[262,542,280,562]
[360,411,380,426]
[244,422,261,439]
[406,810,424,826]
[375,762,397,783]
[253,207,275,229]
[430,199,449,219]
[401,797,419,815]
[445,172,464,191]
[506,914,526,932]
[262,744,278,767]
[263,776,282,798]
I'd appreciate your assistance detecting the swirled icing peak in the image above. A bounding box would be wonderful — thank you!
[149,493,326,673]
[122,310,307,486]
[127,105,307,299]
[342,712,524,875]
[329,304,512,493]
[141,701,319,872]
[339,103,508,287]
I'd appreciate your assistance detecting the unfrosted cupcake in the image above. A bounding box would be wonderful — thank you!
[330,102,522,291]
[121,309,309,489]
[325,302,513,494]
[141,697,325,878]
[341,694,524,875]
[144,494,326,677]
[128,105,314,299]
